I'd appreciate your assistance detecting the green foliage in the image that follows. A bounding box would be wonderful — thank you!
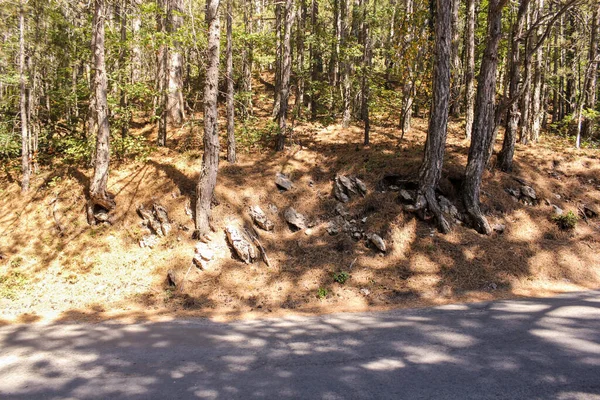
[55,135,95,165]
[0,119,20,159]
[113,134,152,162]
[553,211,578,231]
[0,267,27,300]
[317,287,329,299]
[333,271,350,284]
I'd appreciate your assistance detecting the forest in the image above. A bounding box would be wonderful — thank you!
[0,0,599,322]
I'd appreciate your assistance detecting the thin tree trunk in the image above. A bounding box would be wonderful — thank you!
[582,3,599,138]
[195,0,221,238]
[498,0,529,172]
[226,0,236,163]
[462,0,505,235]
[157,0,168,146]
[401,0,414,134]
[341,0,351,127]
[89,0,116,223]
[449,0,462,118]
[361,0,371,145]
[19,0,30,194]
[276,0,294,151]
[418,0,453,234]
[167,0,185,125]
[273,2,282,118]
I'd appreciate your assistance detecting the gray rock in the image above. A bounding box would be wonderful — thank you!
[225,226,257,264]
[338,175,358,195]
[153,203,172,236]
[439,196,460,220]
[195,243,215,261]
[583,204,599,218]
[505,187,520,198]
[139,234,159,249]
[552,205,563,216]
[360,288,371,296]
[284,207,307,231]
[333,180,350,203]
[368,233,386,252]
[492,224,506,234]
[398,189,414,203]
[352,177,368,196]
[275,173,293,191]
[335,203,349,217]
[520,185,537,200]
[249,205,275,231]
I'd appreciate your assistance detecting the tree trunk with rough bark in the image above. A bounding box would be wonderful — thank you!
[449,0,462,118]
[89,0,116,223]
[195,0,221,239]
[226,0,236,163]
[361,0,371,145]
[464,0,476,140]
[19,0,30,194]
[167,0,185,126]
[276,0,294,151]
[418,0,453,234]
[582,4,599,138]
[498,0,529,172]
[462,0,505,235]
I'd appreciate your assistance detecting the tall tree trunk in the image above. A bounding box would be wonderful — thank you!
[157,0,168,146]
[462,0,505,235]
[341,0,351,127]
[361,0,371,145]
[309,0,321,119]
[273,2,282,118]
[418,0,453,234]
[226,0,236,163]
[464,0,476,140]
[131,0,143,84]
[241,0,254,118]
[195,0,221,238]
[329,0,341,87]
[89,0,116,224]
[294,0,307,117]
[581,3,599,139]
[498,0,529,172]
[449,0,462,117]
[401,0,414,135]
[276,0,294,151]
[167,0,185,126]
[529,0,544,143]
[19,0,30,194]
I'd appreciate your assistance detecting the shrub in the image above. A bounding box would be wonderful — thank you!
[333,271,350,284]
[553,210,578,231]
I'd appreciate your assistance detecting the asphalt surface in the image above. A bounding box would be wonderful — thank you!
[1,291,600,399]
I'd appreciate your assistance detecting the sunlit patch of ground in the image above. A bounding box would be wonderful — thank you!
[1,106,600,324]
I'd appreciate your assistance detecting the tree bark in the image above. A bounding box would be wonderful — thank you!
[462,0,505,235]
[19,0,30,194]
[581,3,599,138]
[195,0,221,238]
[157,0,168,146]
[418,0,453,233]
[498,0,529,172]
[241,0,253,118]
[167,0,185,126]
[341,0,351,127]
[89,0,116,222]
[463,0,476,140]
[361,0,371,145]
[449,0,462,117]
[275,0,294,151]
[226,0,236,163]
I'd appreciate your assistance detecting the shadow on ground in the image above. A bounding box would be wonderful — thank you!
[0,291,599,399]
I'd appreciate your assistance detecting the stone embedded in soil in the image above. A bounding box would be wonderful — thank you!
[333,175,368,203]
[284,207,307,231]
[360,288,371,296]
[368,233,387,252]
[153,203,172,236]
[520,185,537,200]
[335,203,349,217]
[492,224,506,234]
[249,205,274,231]
[552,205,564,216]
[195,243,214,261]
[583,204,599,218]
[505,187,520,198]
[398,189,414,204]
[438,195,460,220]
[139,234,159,248]
[192,254,207,270]
[225,226,257,264]
[275,173,293,191]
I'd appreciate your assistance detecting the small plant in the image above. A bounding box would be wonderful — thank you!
[553,210,578,231]
[317,287,329,299]
[332,271,350,284]
[0,270,28,300]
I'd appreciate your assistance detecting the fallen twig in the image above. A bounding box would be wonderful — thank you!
[245,228,272,268]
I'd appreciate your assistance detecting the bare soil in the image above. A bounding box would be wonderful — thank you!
[1,110,600,325]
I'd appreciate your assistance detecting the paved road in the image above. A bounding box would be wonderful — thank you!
[1,291,600,399]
